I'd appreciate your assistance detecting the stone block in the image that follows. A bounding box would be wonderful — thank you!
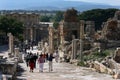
[100,64,108,73]
[108,59,116,69]
[94,61,110,73]
[93,61,115,75]
[93,61,100,72]
[113,72,120,79]
[70,59,79,65]
[0,61,17,79]
[18,53,23,63]
[114,47,120,63]
[107,68,114,75]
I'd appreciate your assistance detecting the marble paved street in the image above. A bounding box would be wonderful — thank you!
[17,60,115,80]
[0,45,115,80]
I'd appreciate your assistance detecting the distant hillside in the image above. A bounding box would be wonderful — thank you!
[26,0,120,11]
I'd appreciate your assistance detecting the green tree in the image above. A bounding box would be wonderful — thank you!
[0,16,24,40]
[54,11,64,22]
[40,15,50,22]
[79,8,118,30]
[64,8,78,22]
[53,11,64,29]
[53,22,59,29]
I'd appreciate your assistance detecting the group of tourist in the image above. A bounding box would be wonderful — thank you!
[24,51,59,72]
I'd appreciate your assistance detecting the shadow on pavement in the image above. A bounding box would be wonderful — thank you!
[0,45,8,53]
[16,64,27,80]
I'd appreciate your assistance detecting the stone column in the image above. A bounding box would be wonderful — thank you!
[71,35,75,60]
[80,20,84,39]
[30,27,33,42]
[71,40,74,60]
[25,28,27,41]
[74,40,77,59]
[7,33,14,56]
[80,20,85,61]
[33,28,36,42]
[59,21,64,46]
[59,21,65,61]
[49,26,53,53]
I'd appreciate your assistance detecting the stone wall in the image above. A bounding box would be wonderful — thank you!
[59,21,80,41]
[107,40,120,48]
[0,60,17,79]
[85,21,95,38]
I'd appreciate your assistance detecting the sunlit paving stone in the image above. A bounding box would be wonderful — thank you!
[17,58,114,80]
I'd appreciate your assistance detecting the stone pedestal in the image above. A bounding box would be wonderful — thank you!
[19,53,23,63]
[14,48,19,57]
[14,48,23,63]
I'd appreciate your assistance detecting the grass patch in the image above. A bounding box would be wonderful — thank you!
[83,49,112,62]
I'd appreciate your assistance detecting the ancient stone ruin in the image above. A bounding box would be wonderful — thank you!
[114,47,120,63]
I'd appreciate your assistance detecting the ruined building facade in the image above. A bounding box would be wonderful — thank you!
[101,11,120,40]
[6,12,49,43]
[59,20,95,43]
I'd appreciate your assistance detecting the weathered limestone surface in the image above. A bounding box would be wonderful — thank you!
[93,61,114,74]
[70,59,79,66]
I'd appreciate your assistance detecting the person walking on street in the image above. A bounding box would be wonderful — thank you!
[29,58,34,72]
[54,50,59,63]
[33,53,38,68]
[38,54,45,72]
[24,53,30,67]
[29,53,35,72]
[47,53,54,72]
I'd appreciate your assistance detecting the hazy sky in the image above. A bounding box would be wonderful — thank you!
[67,0,120,6]
[0,0,120,10]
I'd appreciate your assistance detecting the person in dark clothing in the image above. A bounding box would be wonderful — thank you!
[25,53,30,67]
[29,53,35,72]
[47,53,54,72]
[29,58,35,72]
[32,54,38,68]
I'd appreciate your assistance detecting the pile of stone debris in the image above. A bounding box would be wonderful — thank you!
[87,47,120,79]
